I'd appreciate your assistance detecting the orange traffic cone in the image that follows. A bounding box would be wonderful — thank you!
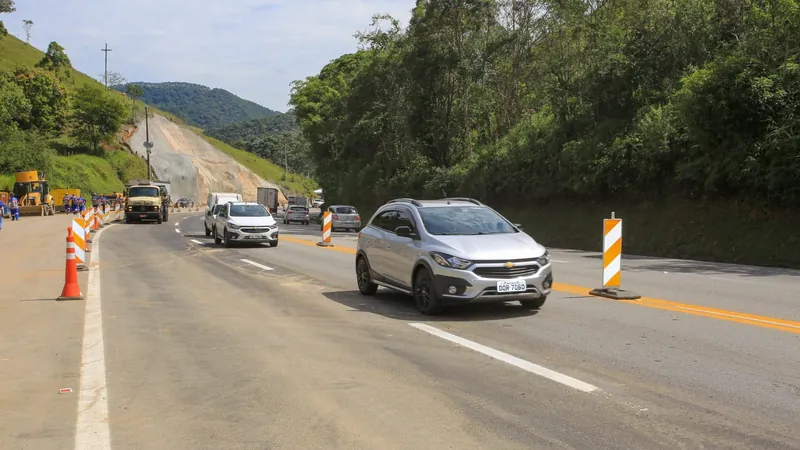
[57,227,84,301]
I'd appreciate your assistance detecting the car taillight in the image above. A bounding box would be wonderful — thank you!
[356,215,360,221]
[333,214,339,220]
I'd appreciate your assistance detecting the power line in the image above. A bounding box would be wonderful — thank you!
[101,43,112,87]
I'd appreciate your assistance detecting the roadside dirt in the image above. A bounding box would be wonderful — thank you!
[0,214,87,449]
[127,114,287,204]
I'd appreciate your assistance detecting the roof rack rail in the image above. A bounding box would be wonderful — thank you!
[387,198,423,207]
[442,197,482,205]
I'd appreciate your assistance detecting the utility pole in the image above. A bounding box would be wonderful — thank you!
[144,107,153,180]
[283,140,288,178]
[101,43,112,88]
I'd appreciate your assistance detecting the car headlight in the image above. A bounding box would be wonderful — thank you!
[430,252,473,270]
[536,251,550,266]
[228,222,240,229]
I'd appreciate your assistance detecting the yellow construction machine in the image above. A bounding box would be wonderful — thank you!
[13,170,56,216]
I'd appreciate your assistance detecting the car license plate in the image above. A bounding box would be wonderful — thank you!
[139,214,147,218]
[497,280,526,293]
[246,234,267,239]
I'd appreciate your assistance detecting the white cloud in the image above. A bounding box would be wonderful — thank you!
[1,0,414,111]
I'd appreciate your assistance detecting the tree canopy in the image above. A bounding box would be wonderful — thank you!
[71,84,128,152]
[289,0,800,209]
[112,81,281,129]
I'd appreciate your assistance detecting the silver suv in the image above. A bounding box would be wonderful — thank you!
[355,198,553,315]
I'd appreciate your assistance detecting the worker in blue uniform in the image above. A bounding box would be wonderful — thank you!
[9,195,19,221]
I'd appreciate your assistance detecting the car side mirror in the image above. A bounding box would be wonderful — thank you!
[207,210,212,216]
[395,226,416,239]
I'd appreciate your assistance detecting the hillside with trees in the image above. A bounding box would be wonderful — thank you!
[290,0,800,267]
[204,112,315,178]
[0,29,148,193]
[113,81,280,129]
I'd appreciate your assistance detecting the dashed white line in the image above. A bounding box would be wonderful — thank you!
[409,323,600,393]
[174,222,179,227]
[190,239,206,245]
[75,225,112,450]
[550,259,568,263]
[174,228,180,233]
[241,259,274,271]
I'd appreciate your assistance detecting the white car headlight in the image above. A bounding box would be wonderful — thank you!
[536,251,550,266]
[430,252,473,270]
[228,222,240,229]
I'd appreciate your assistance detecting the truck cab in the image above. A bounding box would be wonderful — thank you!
[125,182,163,224]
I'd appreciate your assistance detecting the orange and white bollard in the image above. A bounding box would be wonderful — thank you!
[57,227,84,300]
[72,218,88,270]
[316,211,334,247]
[589,212,640,300]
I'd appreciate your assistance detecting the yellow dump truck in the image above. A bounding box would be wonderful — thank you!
[13,170,56,216]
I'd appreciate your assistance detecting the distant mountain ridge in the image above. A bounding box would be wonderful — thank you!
[111,81,280,129]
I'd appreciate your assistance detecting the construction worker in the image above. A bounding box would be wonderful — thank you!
[77,195,86,214]
[91,193,99,209]
[62,193,70,214]
[9,195,19,221]
[0,198,4,232]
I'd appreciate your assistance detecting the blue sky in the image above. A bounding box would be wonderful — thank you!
[2,0,412,112]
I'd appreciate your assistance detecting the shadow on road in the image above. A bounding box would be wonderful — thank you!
[559,249,800,278]
[321,290,539,322]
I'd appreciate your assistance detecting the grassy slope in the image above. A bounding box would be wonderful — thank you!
[0,35,149,192]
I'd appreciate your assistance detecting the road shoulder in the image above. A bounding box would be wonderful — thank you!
[0,214,88,450]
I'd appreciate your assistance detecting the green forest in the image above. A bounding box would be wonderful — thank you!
[114,81,281,129]
[289,0,800,267]
[0,29,148,193]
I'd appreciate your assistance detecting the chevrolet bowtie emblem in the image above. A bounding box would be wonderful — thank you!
[504,262,515,268]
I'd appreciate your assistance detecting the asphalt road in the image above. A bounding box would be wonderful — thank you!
[79,213,800,449]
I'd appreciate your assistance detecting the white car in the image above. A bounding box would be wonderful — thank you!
[213,202,279,247]
[204,203,225,236]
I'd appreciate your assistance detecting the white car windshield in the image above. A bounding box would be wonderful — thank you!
[229,204,269,217]
[418,206,517,235]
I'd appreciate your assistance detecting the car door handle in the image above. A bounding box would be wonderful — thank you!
[386,244,392,249]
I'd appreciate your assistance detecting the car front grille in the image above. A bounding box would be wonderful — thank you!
[241,227,271,233]
[472,265,540,279]
[134,205,157,212]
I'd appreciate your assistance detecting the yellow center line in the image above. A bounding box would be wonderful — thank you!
[279,235,800,334]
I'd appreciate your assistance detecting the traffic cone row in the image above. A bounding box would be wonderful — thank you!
[56,205,124,301]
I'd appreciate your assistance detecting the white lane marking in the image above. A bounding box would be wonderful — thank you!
[75,225,112,450]
[174,222,179,226]
[241,259,274,271]
[190,239,206,245]
[675,306,800,329]
[409,323,600,393]
[174,228,180,233]
[550,259,567,263]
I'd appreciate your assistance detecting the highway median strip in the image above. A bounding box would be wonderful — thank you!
[279,234,800,335]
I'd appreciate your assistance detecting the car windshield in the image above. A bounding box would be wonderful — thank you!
[128,187,159,197]
[418,206,517,235]
[229,204,269,217]
[334,206,357,214]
